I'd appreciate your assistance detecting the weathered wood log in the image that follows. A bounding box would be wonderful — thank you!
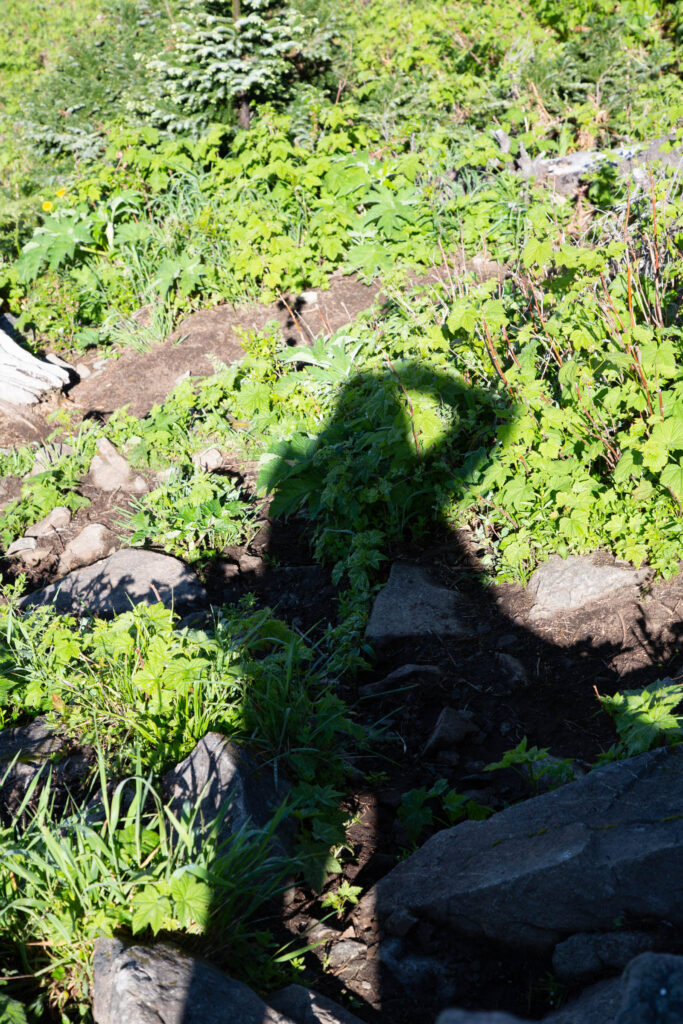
[493,132,683,195]
[0,316,70,405]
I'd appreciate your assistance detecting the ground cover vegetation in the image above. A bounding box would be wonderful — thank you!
[3,0,683,1019]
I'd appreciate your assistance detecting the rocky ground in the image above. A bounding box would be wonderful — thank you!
[3,276,683,1024]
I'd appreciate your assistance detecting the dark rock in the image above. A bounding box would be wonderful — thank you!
[616,952,683,1023]
[527,554,649,622]
[20,548,207,617]
[495,653,528,688]
[359,663,442,698]
[438,953,683,1024]
[355,746,683,952]
[0,718,63,763]
[552,931,655,982]
[424,708,479,754]
[366,565,468,643]
[92,938,297,1024]
[437,1012,529,1024]
[268,984,366,1024]
[0,717,89,821]
[162,732,289,850]
[545,977,622,1024]
[380,938,455,1003]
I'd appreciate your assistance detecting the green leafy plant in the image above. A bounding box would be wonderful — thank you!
[485,738,576,793]
[320,879,362,919]
[123,467,256,563]
[398,779,490,846]
[597,678,683,754]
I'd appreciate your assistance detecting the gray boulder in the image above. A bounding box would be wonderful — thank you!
[0,717,63,763]
[438,953,683,1023]
[616,952,683,1023]
[527,554,649,622]
[162,732,289,849]
[366,564,468,643]
[552,931,655,982]
[355,746,683,951]
[0,717,88,819]
[19,548,207,617]
[92,939,296,1024]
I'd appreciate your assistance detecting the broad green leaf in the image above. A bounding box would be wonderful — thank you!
[599,680,683,754]
[170,875,211,930]
[131,884,172,935]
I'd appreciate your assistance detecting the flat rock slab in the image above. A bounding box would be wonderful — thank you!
[365,564,468,643]
[92,939,296,1024]
[356,745,683,951]
[527,554,650,622]
[19,548,207,617]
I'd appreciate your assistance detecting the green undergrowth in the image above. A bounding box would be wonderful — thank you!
[5,0,683,1018]
[4,0,683,349]
[0,594,363,1012]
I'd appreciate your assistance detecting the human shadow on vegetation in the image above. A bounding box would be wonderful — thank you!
[189,355,683,1024]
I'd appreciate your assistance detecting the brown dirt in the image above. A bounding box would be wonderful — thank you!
[66,272,380,420]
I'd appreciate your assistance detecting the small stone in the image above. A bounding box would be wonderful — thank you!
[5,536,37,556]
[58,523,118,574]
[25,506,72,537]
[155,466,176,485]
[495,653,528,688]
[88,437,147,494]
[268,984,366,1024]
[75,362,91,379]
[425,708,479,754]
[359,663,442,698]
[299,289,319,305]
[323,940,367,972]
[238,553,263,574]
[366,564,468,643]
[192,447,223,472]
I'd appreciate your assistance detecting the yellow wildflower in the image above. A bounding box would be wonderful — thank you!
[56,188,67,198]
[42,200,54,212]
